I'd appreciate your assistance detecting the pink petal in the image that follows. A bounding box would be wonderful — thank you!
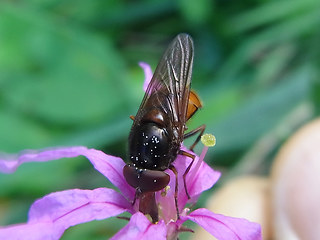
[111,212,167,240]
[155,153,191,221]
[29,188,133,223]
[0,222,56,240]
[0,146,88,174]
[171,147,220,208]
[0,147,134,199]
[78,148,135,199]
[0,188,132,240]
[185,151,221,198]
[184,208,262,240]
[139,62,153,92]
[155,147,220,221]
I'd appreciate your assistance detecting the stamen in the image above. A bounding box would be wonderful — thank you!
[188,133,216,183]
[199,134,216,163]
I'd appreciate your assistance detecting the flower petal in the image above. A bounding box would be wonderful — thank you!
[155,146,220,221]
[0,147,134,199]
[183,208,262,240]
[0,222,56,240]
[139,62,153,92]
[0,188,132,240]
[29,188,133,223]
[78,148,135,199]
[0,146,88,174]
[169,147,220,207]
[184,148,221,198]
[110,212,167,240]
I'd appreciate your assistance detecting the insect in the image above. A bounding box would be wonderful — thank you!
[123,33,205,223]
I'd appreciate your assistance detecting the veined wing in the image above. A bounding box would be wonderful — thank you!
[136,33,194,137]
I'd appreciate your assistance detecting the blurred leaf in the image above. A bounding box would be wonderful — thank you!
[178,0,213,25]
[190,65,312,162]
[0,2,142,152]
[311,68,320,115]
[0,111,51,150]
[254,43,296,86]
[0,3,129,126]
[95,0,177,28]
[61,216,128,240]
[55,116,130,148]
[0,156,85,197]
[228,0,320,34]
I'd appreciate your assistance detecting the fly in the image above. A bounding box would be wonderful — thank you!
[123,33,205,223]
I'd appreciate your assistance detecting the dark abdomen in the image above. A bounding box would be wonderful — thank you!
[128,122,178,170]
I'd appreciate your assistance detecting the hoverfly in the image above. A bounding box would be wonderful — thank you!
[123,33,205,223]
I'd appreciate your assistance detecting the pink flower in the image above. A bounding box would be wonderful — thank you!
[0,63,262,240]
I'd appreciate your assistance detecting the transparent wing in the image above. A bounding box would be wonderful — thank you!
[135,33,194,138]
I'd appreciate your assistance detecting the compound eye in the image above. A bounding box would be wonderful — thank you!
[123,165,170,192]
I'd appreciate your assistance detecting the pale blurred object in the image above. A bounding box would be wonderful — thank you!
[192,176,272,240]
[272,118,320,240]
[191,119,320,240]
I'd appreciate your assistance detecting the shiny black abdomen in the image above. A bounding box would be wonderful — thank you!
[128,122,178,170]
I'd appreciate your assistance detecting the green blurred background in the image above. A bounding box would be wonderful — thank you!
[0,0,320,239]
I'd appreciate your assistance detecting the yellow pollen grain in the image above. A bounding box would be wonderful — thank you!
[161,186,170,197]
[201,133,216,147]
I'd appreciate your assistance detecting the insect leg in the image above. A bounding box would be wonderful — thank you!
[132,188,140,205]
[178,150,196,200]
[116,216,130,221]
[129,115,135,121]
[183,124,206,151]
[169,165,180,220]
[178,150,197,199]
